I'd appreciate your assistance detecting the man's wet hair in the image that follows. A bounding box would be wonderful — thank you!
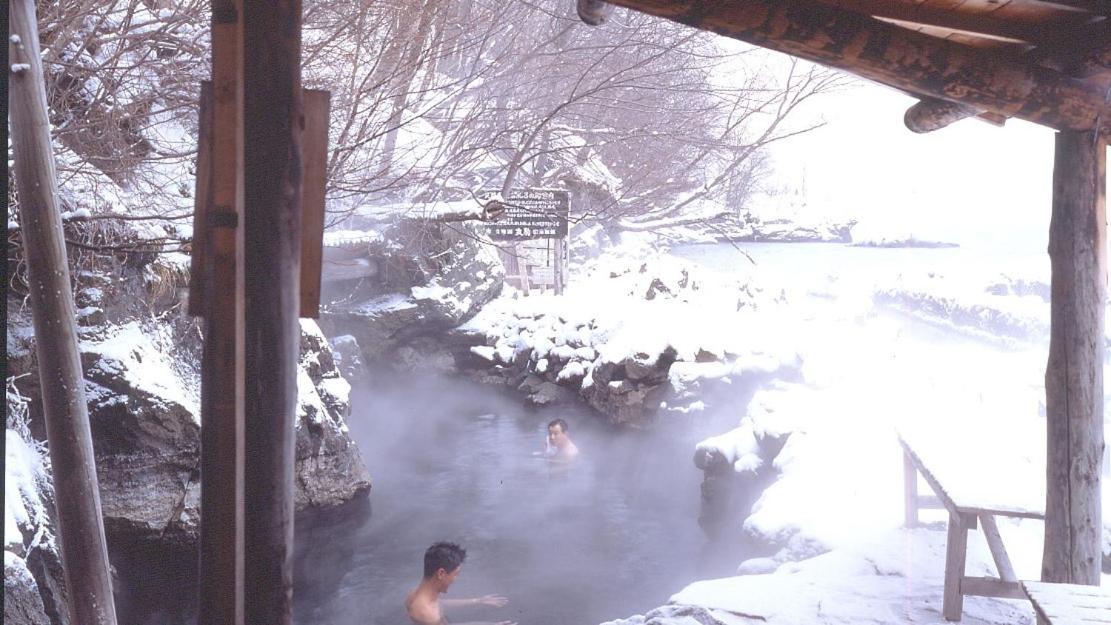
[548,418,568,432]
[424,542,466,578]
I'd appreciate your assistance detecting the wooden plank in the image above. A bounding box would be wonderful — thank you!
[904,450,919,527]
[899,436,960,516]
[1043,129,1106,586]
[9,3,119,624]
[598,0,1111,132]
[977,513,1018,582]
[299,89,329,318]
[1023,581,1111,625]
[189,82,214,317]
[943,512,970,621]
[961,576,1027,600]
[242,0,303,622]
[898,433,1045,519]
[817,0,1047,42]
[198,2,244,625]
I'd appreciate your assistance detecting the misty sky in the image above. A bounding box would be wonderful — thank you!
[743,55,1109,253]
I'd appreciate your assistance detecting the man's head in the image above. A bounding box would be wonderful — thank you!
[423,542,466,591]
[547,419,570,448]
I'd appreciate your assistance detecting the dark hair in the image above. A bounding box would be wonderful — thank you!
[548,419,568,432]
[424,542,466,578]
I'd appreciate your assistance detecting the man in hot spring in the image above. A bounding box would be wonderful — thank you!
[406,542,514,625]
[542,418,579,462]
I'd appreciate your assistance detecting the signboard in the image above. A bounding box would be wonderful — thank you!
[484,189,569,240]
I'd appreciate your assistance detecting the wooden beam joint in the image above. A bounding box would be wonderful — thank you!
[904,98,982,133]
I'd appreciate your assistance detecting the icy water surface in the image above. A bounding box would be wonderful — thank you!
[293,371,746,625]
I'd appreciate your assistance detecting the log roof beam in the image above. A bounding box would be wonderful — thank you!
[597,0,1111,134]
[904,97,983,133]
[817,0,1042,43]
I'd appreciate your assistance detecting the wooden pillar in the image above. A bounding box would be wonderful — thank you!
[197,0,245,622]
[241,0,303,622]
[8,3,118,624]
[1043,130,1106,586]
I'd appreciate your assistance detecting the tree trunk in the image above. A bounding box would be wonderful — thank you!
[9,2,118,624]
[1043,130,1106,585]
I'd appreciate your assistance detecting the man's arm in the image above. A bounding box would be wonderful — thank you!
[442,595,508,608]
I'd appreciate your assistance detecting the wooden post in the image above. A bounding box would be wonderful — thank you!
[942,512,970,621]
[197,0,246,622]
[299,89,330,319]
[516,243,531,296]
[1043,130,1106,586]
[554,236,565,295]
[8,3,119,624]
[242,0,303,622]
[903,451,918,528]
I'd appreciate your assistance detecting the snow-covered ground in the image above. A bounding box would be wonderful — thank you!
[631,241,1110,624]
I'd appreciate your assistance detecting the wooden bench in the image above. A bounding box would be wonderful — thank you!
[898,427,1046,622]
[1022,581,1111,625]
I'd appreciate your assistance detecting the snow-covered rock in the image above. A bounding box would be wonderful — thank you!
[657,213,855,246]
[6,256,371,623]
[5,388,64,625]
[319,220,504,366]
[451,244,800,425]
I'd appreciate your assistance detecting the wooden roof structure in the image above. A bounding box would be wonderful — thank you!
[580,0,1110,133]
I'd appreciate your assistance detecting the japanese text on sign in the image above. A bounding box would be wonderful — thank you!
[484,189,569,241]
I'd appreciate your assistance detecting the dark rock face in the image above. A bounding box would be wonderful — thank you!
[4,559,52,625]
[581,349,677,426]
[318,221,503,365]
[6,256,370,625]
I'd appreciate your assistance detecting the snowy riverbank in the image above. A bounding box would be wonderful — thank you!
[590,241,1111,625]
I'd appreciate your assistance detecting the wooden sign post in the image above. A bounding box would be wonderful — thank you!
[485,189,569,296]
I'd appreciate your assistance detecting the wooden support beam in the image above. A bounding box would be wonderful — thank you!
[943,512,971,621]
[242,0,303,623]
[9,3,118,624]
[978,513,1018,583]
[904,97,981,133]
[1043,129,1106,586]
[197,0,245,622]
[597,0,1111,132]
[299,89,329,319]
[961,576,1027,600]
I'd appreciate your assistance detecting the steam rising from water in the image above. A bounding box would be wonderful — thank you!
[293,368,748,625]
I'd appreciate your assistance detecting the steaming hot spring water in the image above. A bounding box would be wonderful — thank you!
[293,370,747,625]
